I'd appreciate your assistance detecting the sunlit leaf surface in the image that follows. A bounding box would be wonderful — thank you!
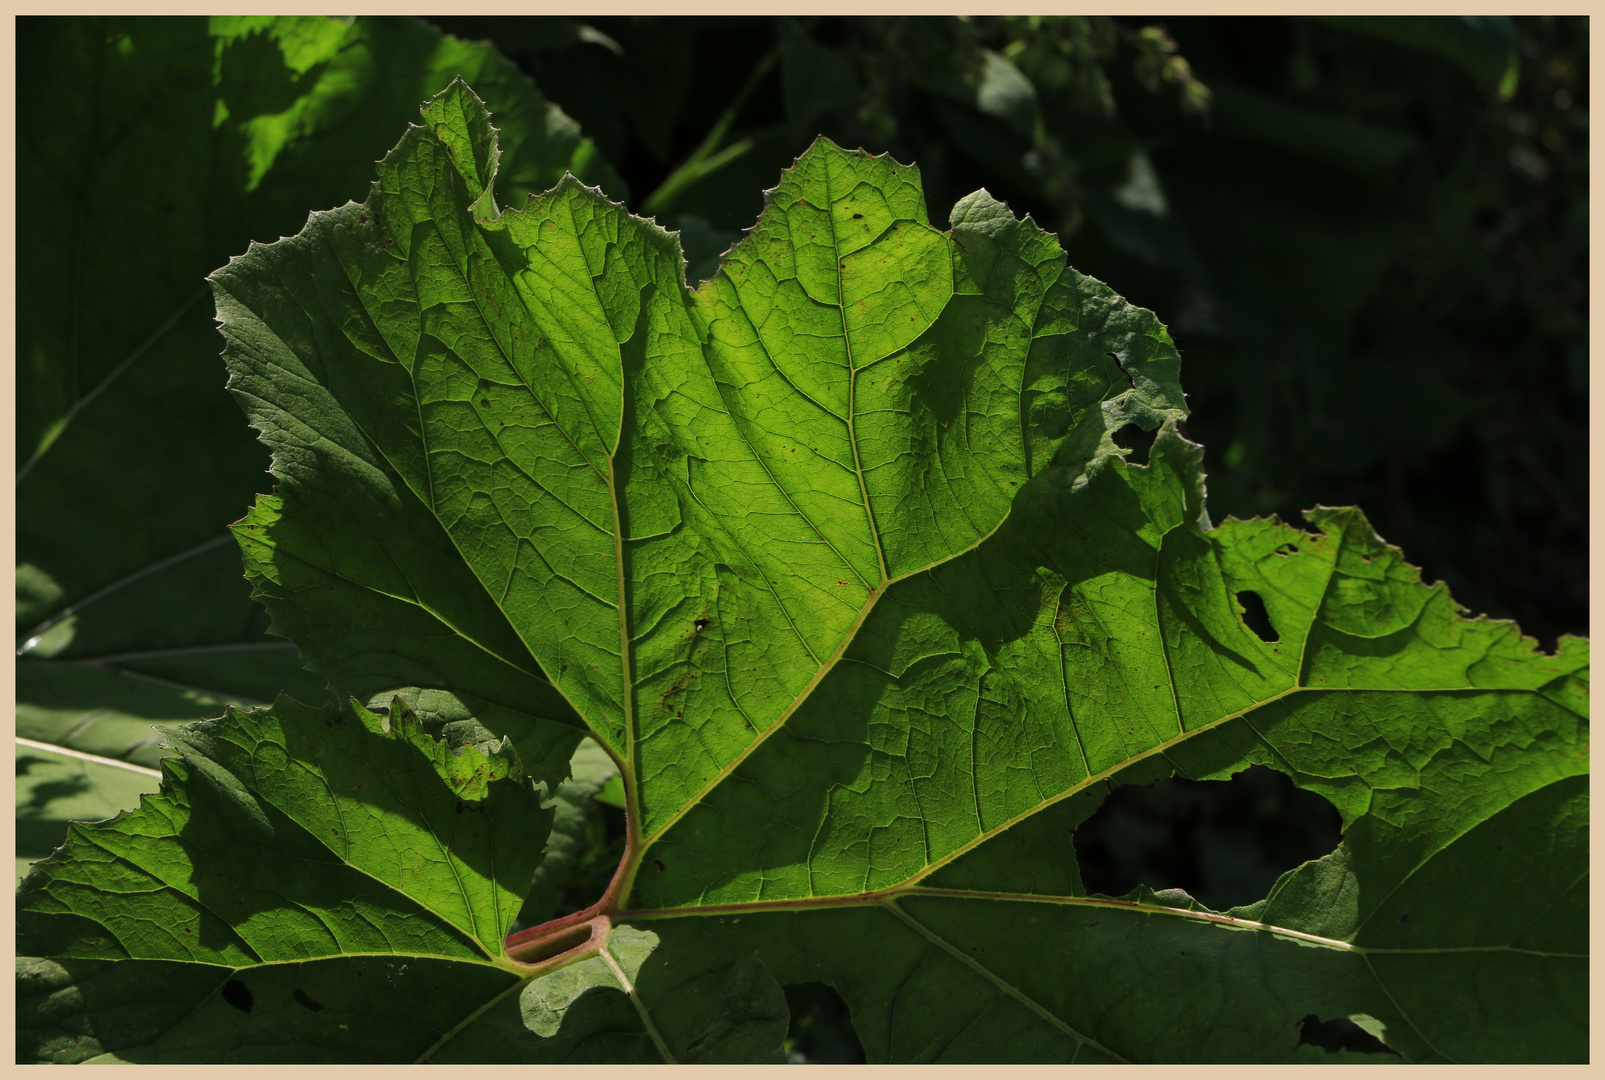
[18,79,1586,1064]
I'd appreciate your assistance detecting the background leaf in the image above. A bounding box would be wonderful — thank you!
[15,743,161,884]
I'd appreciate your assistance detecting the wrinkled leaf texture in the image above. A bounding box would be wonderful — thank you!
[15,15,624,881]
[18,79,1587,1064]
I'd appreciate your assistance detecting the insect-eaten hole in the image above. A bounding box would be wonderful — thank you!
[1296,1014,1401,1058]
[1074,765,1342,911]
[1109,423,1157,465]
[220,979,254,1013]
[1235,590,1278,642]
[783,982,866,1064]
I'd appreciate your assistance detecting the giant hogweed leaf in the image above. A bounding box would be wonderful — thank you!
[19,80,1586,1063]
[15,17,620,855]
[212,80,1587,1061]
[212,77,1182,833]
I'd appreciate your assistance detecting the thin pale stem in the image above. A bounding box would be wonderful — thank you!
[638,48,780,218]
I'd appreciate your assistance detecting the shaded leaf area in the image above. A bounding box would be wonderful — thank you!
[18,696,541,1062]
[15,16,622,839]
[15,704,787,1062]
[19,80,1587,1063]
[616,429,1585,1063]
[19,926,791,1064]
[626,761,1584,1063]
[425,927,792,1064]
[18,955,516,1064]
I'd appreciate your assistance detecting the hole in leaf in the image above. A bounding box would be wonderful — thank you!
[221,979,254,1013]
[292,988,324,1013]
[1296,1014,1401,1058]
[1109,424,1157,465]
[783,982,865,1064]
[1235,590,1279,642]
[1074,765,1342,910]
[550,804,627,926]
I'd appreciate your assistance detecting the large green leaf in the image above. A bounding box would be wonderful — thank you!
[16,16,620,870]
[18,79,1586,1063]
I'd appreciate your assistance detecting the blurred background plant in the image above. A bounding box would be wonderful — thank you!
[17,14,1586,1064]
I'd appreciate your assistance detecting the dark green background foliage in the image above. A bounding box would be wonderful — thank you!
[14,15,1586,1065]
